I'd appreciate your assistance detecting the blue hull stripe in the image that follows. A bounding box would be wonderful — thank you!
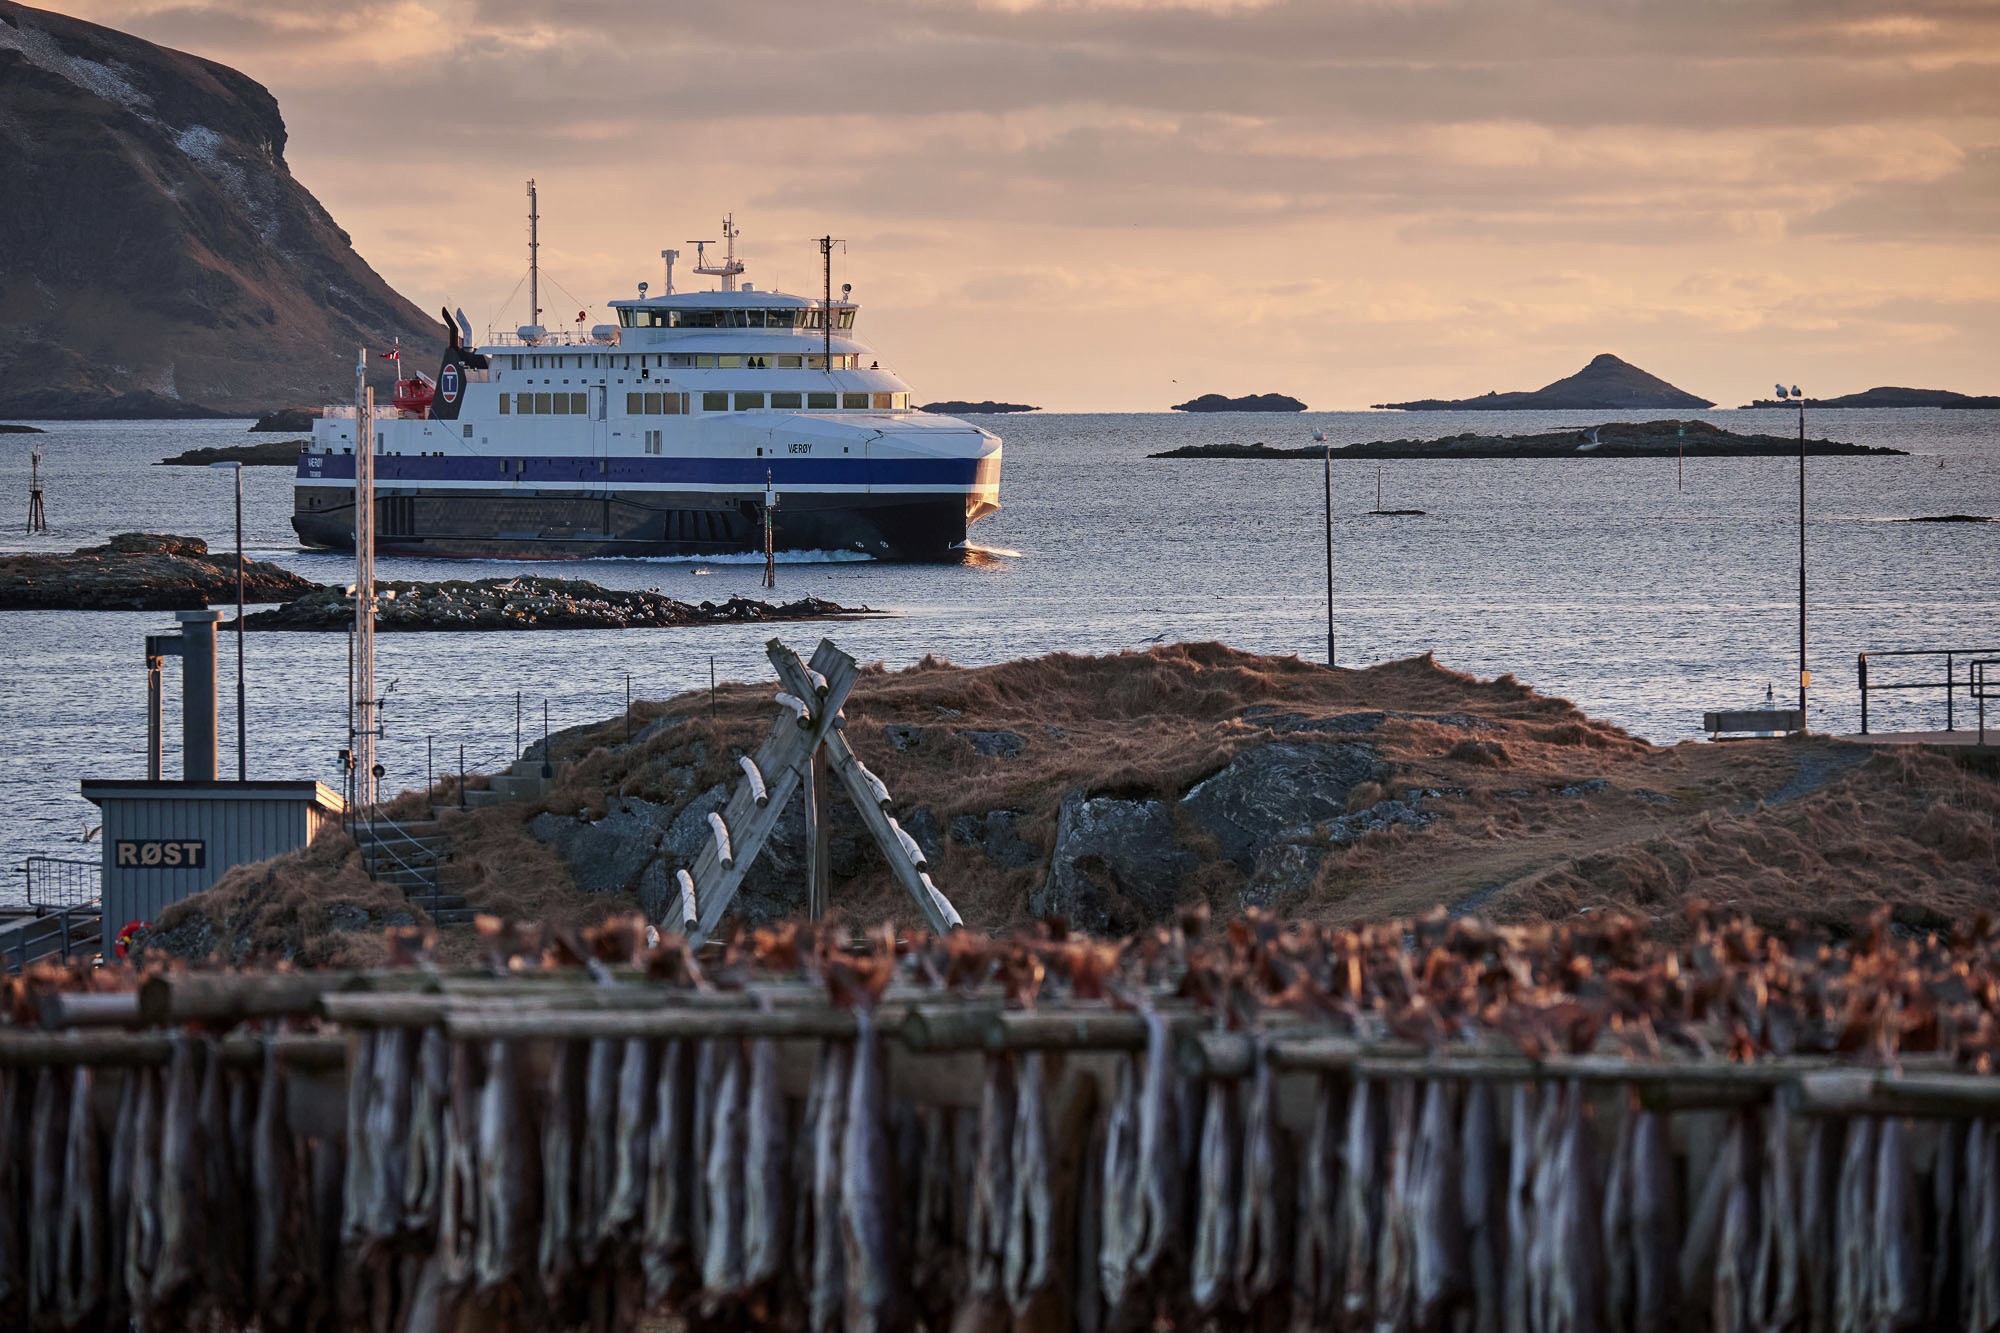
[297,453,989,488]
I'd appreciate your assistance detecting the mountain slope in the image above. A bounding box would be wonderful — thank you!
[1375,353,1715,411]
[0,1,437,416]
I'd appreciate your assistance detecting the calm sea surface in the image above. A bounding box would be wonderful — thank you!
[2,408,1995,887]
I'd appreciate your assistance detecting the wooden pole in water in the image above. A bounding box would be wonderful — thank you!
[1323,441,1335,667]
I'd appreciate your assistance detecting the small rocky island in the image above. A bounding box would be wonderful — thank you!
[0,533,318,610]
[1151,419,1905,460]
[238,576,881,632]
[1,423,44,434]
[1171,392,1307,412]
[1376,353,1713,411]
[920,400,1038,414]
[158,440,307,467]
[1739,386,2000,409]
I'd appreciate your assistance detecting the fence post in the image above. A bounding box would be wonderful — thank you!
[458,745,466,811]
[542,700,552,781]
[516,691,523,760]
[625,672,632,740]
[1858,653,1869,734]
[1947,652,1955,731]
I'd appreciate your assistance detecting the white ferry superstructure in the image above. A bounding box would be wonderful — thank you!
[294,208,1001,560]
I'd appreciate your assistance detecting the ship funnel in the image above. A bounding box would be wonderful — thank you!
[173,609,222,781]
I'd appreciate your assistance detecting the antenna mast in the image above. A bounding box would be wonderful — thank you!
[661,249,678,296]
[818,235,845,365]
[690,214,745,291]
[526,179,541,328]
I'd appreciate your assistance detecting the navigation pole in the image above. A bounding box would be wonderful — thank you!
[353,349,378,811]
[526,179,541,330]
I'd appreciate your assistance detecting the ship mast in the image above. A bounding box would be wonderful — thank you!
[690,214,745,292]
[526,179,541,329]
[818,235,844,366]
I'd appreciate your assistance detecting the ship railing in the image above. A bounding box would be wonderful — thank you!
[319,401,467,421]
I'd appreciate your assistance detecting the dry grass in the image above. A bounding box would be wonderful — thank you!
[147,831,413,967]
[147,642,2000,958]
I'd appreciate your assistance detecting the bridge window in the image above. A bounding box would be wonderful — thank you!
[717,355,743,369]
[838,311,855,329]
[703,392,729,412]
[778,355,802,369]
[771,391,802,409]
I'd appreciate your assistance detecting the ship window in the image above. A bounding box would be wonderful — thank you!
[626,392,642,414]
[669,393,687,414]
[571,393,587,413]
[464,423,474,437]
[767,310,797,329]
[643,392,661,414]
[734,391,765,410]
[499,395,510,415]
[808,391,836,409]
[894,392,910,410]
[717,355,743,369]
[668,354,696,369]
[778,355,802,369]
[872,392,893,410]
[696,355,717,369]
[838,311,855,329]
[703,392,729,412]
[528,392,547,413]
[771,391,802,409]
[806,355,826,371]
[746,310,765,328]
[802,311,823,330]
[843,393,869,409]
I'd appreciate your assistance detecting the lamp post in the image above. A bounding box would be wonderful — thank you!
[1313,429,1334,666]
[208,460,247,778]
[1776,383,1807,731]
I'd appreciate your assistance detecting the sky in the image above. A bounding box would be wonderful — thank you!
[53,0,2000,411]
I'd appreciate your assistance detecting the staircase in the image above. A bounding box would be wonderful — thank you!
[0,904,103,970]
[352,819,474,928]
[463,754,556,809]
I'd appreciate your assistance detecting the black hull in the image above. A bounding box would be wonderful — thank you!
[292,486,980,561]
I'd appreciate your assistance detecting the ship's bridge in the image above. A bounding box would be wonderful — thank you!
[611,288,857,336]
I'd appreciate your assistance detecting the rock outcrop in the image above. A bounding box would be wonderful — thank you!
[1374,353,1712,411]
[157,439,305,466]
[919,400,1038,414]
[1150,419,1903,460]
[0,2,436,416]
[238,577,878,632]
[1032,793,1197,933]
[1171,392,1308,413]
[0,531,318,609]
[1739,386,2000,409]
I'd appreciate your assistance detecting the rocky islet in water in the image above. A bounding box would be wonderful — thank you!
[1151,418,1906,459]
[0,533,317,610]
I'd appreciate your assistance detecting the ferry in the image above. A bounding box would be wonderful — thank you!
[294,199,1001,560]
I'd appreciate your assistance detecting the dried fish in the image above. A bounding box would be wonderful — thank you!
[1133,1007,1183,1295]
[603,1037,658,1250]
[701,1037,748,1304]
[1833,1115,1875,1333]
[123,1066,162,1320]
[1544,1081,1603,1333]
[743,1036,789,1295]
[1679,1112,1732,1325]
[809,1040,851,1333]
[475,1037,538,1297]
[1751,1098,1801,1333]
[341,1029,377,1257]
[1928,1119,1963,1330]
[152,1034,205,1316]
[1410,1078,1467,1330]
[1505,1082,1537,1333]
[841,1007,905,1333]
[1962,1120,2000,1333]
[1342,1076,1386,1332]
[1075,1107,1105,1333]
[364,1025,415,1248]
[0,1070,20,1313]
[435,1040,482,1292]
[911,1105,961,1325]
[1236,1048,1291,1321]
[539,1039,586,1299]
[104,1066,137,1333]
[1375,1077,1416,1332]
[1713,1109,1759,1333]
[1873,1116,1921,1331]
[196,1037,250,1323]
[1007,1051,1056,1316]
[640,1038,696,1312]
[1627,1105,1677,1333]
[55,1064,103,1330]
[403,1026,450,1235]
[26,1067,63,1324]
[1459,1079,1503,1333]
[576,1035,622,1258]
[1602,1095,1636,1333]
[968,1052,1016,1306]
[1798,1116,1839,1332]
[252,1038,307,1323]
[1192,1072,1242,1317]
[1098,1050,1142,1318]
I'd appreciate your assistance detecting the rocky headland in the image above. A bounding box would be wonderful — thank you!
[152,642,1999,964]
[1739,386,2000,409]
[237,576,880,632]
[920,400,1038,414]
[158,439,305,466]
[1376,353,1713,411]
[0,422,43,433]
[0,2,435,417]
[1151,418,1904,459]
[0,532,317,610]
[1171,392,1308,412]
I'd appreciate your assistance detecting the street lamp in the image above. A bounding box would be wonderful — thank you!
[208,460,247,778]
[1775,383,1807,731]
[1313,429,1334,666]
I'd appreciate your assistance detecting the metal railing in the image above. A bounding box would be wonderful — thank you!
[1856,647,2000,734]
[354,819,446,914]
[1974,659,1999,746]
[1,901,103,972]
[20,856,100,910]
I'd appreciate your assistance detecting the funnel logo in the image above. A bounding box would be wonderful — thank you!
[439,362,462,405]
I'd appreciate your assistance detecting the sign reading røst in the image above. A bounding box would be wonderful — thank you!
[114,839,206,869]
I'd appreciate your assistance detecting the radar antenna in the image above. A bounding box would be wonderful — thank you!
[689,214,746,291]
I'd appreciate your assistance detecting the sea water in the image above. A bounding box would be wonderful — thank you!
[2,408,1995,881]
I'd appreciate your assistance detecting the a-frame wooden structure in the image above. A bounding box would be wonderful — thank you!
[677,637,963,943]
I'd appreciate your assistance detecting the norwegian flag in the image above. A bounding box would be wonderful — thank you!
[381,347,401,361]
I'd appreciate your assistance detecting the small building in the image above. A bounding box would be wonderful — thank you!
[81,780,345,936]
